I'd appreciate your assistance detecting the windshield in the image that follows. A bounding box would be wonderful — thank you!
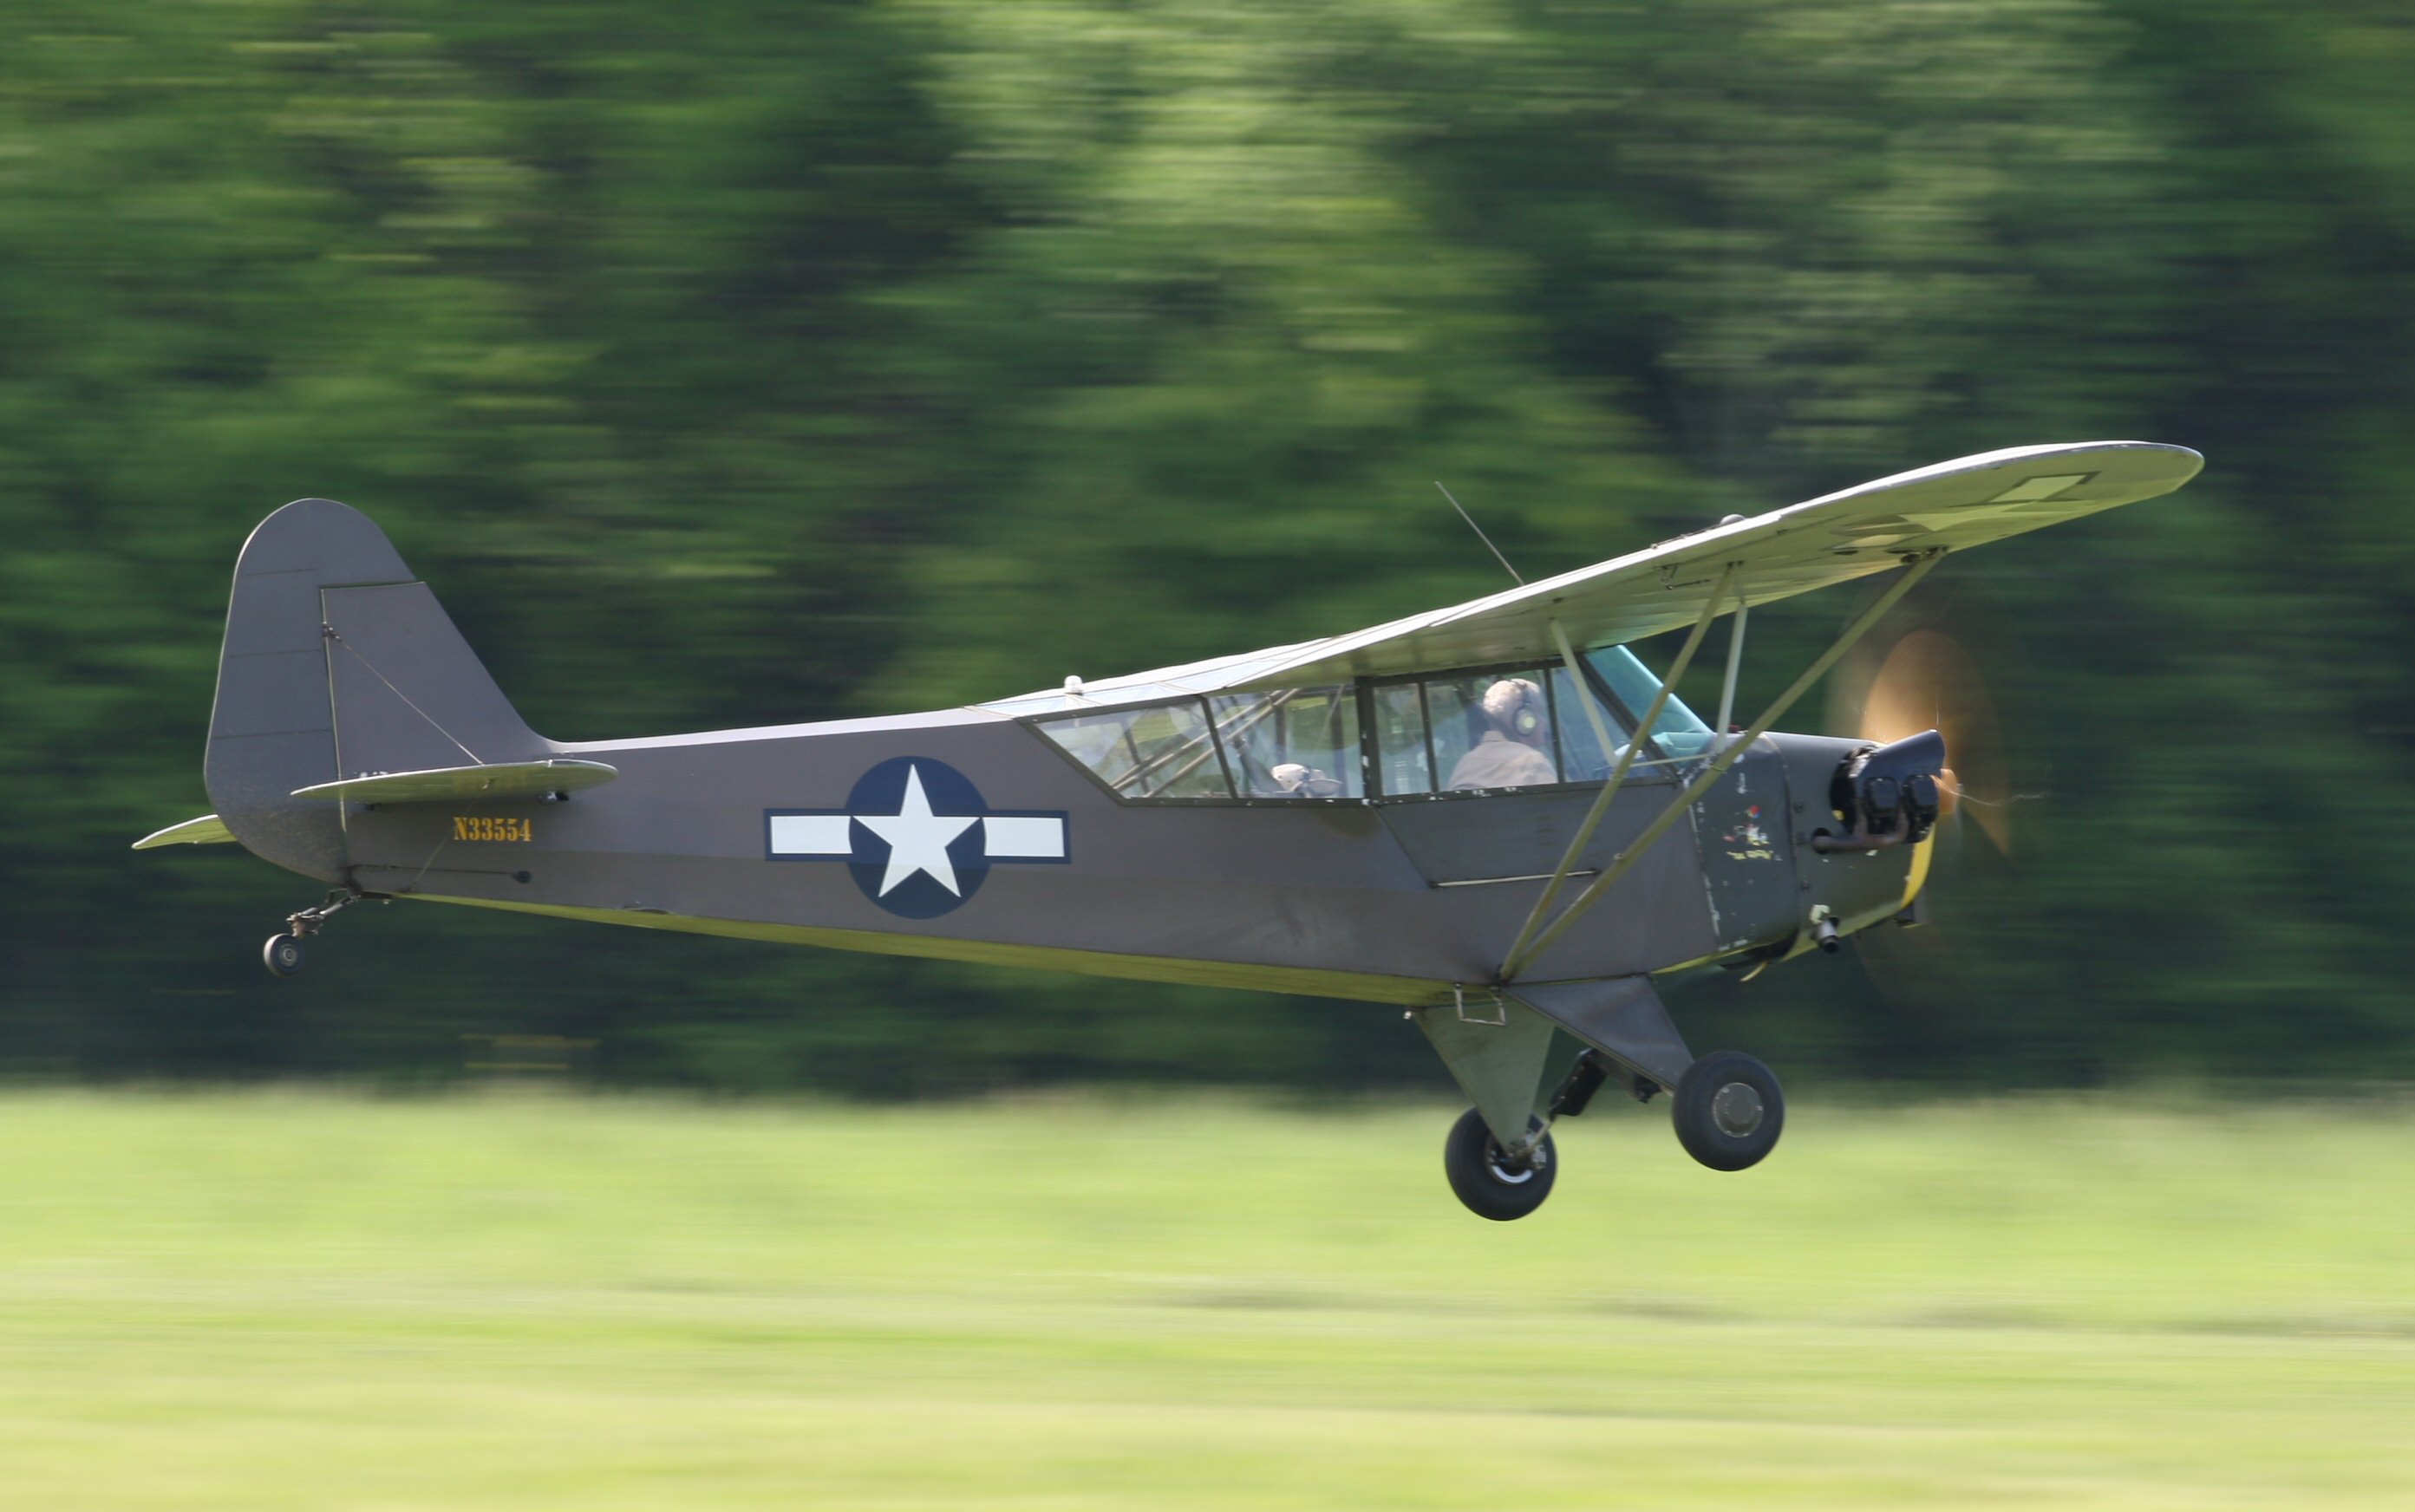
[1589,645,1715,758]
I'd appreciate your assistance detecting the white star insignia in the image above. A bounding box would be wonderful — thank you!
[853,765,978,896]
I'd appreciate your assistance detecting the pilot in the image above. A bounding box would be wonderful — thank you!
[1446,678,1558,791]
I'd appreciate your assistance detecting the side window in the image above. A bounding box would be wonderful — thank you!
[1036,701,1232,798]
[1430,669,1557,791]
[1370,683,1433,795]
[1210,687,1364,798]
[1372,666,1634,793]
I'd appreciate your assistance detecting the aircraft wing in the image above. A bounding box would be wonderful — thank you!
[1240,441,2200,688]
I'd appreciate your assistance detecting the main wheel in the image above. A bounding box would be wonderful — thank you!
[262,934,306,978]
[1672,1052,1784,1171]
[1442,1107,1557,1221]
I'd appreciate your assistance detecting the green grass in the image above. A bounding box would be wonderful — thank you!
[2,1090,2411,1509]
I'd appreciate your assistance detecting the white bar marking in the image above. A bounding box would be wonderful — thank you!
[982,816,1067,859]
[769,814,855,855]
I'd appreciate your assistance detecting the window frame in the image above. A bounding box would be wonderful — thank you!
[1355,655,1692,799]
[1021,650,1703,807]
[1026,694,1367,807]
[1208,685,1367,801]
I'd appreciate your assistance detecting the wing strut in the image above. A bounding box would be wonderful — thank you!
[1715,600,1749,733]
[1498,550,1944,982]
[1497,564,1741,979]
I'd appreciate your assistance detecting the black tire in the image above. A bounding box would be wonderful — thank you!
[1672,1052,1784,1171]
[1442,1107,1557,1221]
[262,934,306,978]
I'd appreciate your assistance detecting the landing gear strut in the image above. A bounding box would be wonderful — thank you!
[261,888,371,978]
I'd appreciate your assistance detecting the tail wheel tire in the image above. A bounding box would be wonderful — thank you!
[1442,1107,1557,1221]
[1673,1052,1784,1171]
[262,935,306,978]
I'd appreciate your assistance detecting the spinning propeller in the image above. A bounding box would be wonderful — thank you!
[1825,590,2028,996]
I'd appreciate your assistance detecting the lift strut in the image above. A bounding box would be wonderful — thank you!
[1498,551,1943,983]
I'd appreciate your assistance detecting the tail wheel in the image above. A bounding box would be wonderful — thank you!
[262,935,306,978]
[1442,1107,1557,1221]
[1672,1052,1784,1171]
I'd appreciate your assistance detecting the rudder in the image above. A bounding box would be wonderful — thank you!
[204,499,545,883]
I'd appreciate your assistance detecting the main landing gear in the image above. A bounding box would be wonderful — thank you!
[1436,1049,1785,1220]
[1442,1109,1557,1222]
[1415,988,1786,1221]
[261,888,373,978]
[1670,1051,1785,1172]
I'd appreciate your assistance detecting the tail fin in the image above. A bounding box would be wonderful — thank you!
[204,499,545,883]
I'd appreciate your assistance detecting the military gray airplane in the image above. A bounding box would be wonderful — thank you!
[139,440,2201,1218]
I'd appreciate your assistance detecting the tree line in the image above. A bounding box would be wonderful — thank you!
[4,0,2411,1092]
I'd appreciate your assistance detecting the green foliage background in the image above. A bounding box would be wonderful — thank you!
[4,0,2411,1090]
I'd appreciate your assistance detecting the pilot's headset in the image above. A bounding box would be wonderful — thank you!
[1485,678,1546,739]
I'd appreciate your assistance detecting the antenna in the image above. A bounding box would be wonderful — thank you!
[1434,481,1524,585]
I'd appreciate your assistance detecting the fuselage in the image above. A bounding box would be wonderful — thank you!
[331,708,1916,1004]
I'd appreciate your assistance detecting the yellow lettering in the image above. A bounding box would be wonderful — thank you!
[451,815,536,842]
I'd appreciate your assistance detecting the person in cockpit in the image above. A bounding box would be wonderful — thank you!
[1270,762,1345,798]
[1446,678,1557,790]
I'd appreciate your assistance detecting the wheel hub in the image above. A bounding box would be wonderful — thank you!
[1711,1081,1764,1137]
[1485,1144,1538,1184]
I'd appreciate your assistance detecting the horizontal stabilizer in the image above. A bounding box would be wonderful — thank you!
[290,759,617,805]
[131,814,238,850]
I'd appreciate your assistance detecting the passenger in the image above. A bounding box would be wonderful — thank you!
[1270,762,1345,798]
[1446,679,1557,791]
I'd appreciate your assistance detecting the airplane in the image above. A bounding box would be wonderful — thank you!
[137,440,2203,1219]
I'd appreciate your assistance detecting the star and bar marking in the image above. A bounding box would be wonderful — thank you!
[765,757,1068,919]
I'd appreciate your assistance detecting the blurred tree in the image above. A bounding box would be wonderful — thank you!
[2,0,2411,1091]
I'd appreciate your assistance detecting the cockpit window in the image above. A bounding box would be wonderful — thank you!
[1374,665,1634,794]
[1550,664,1617,781]
[1588,644,1714,757]
[1426,670,1557,791]
[1210,687,1364,798]
[1035,688,1364,801]
[1370,683,1433,795]
[1034,648,1710,804]
[1036,701,1232,798]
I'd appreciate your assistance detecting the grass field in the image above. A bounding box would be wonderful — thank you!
[1,1090,2411,1509]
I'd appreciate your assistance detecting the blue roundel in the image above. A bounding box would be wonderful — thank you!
[842,757,994,919]
[764,756,1070,920]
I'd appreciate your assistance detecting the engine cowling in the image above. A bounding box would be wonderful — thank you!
[1813,730,1945,853]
